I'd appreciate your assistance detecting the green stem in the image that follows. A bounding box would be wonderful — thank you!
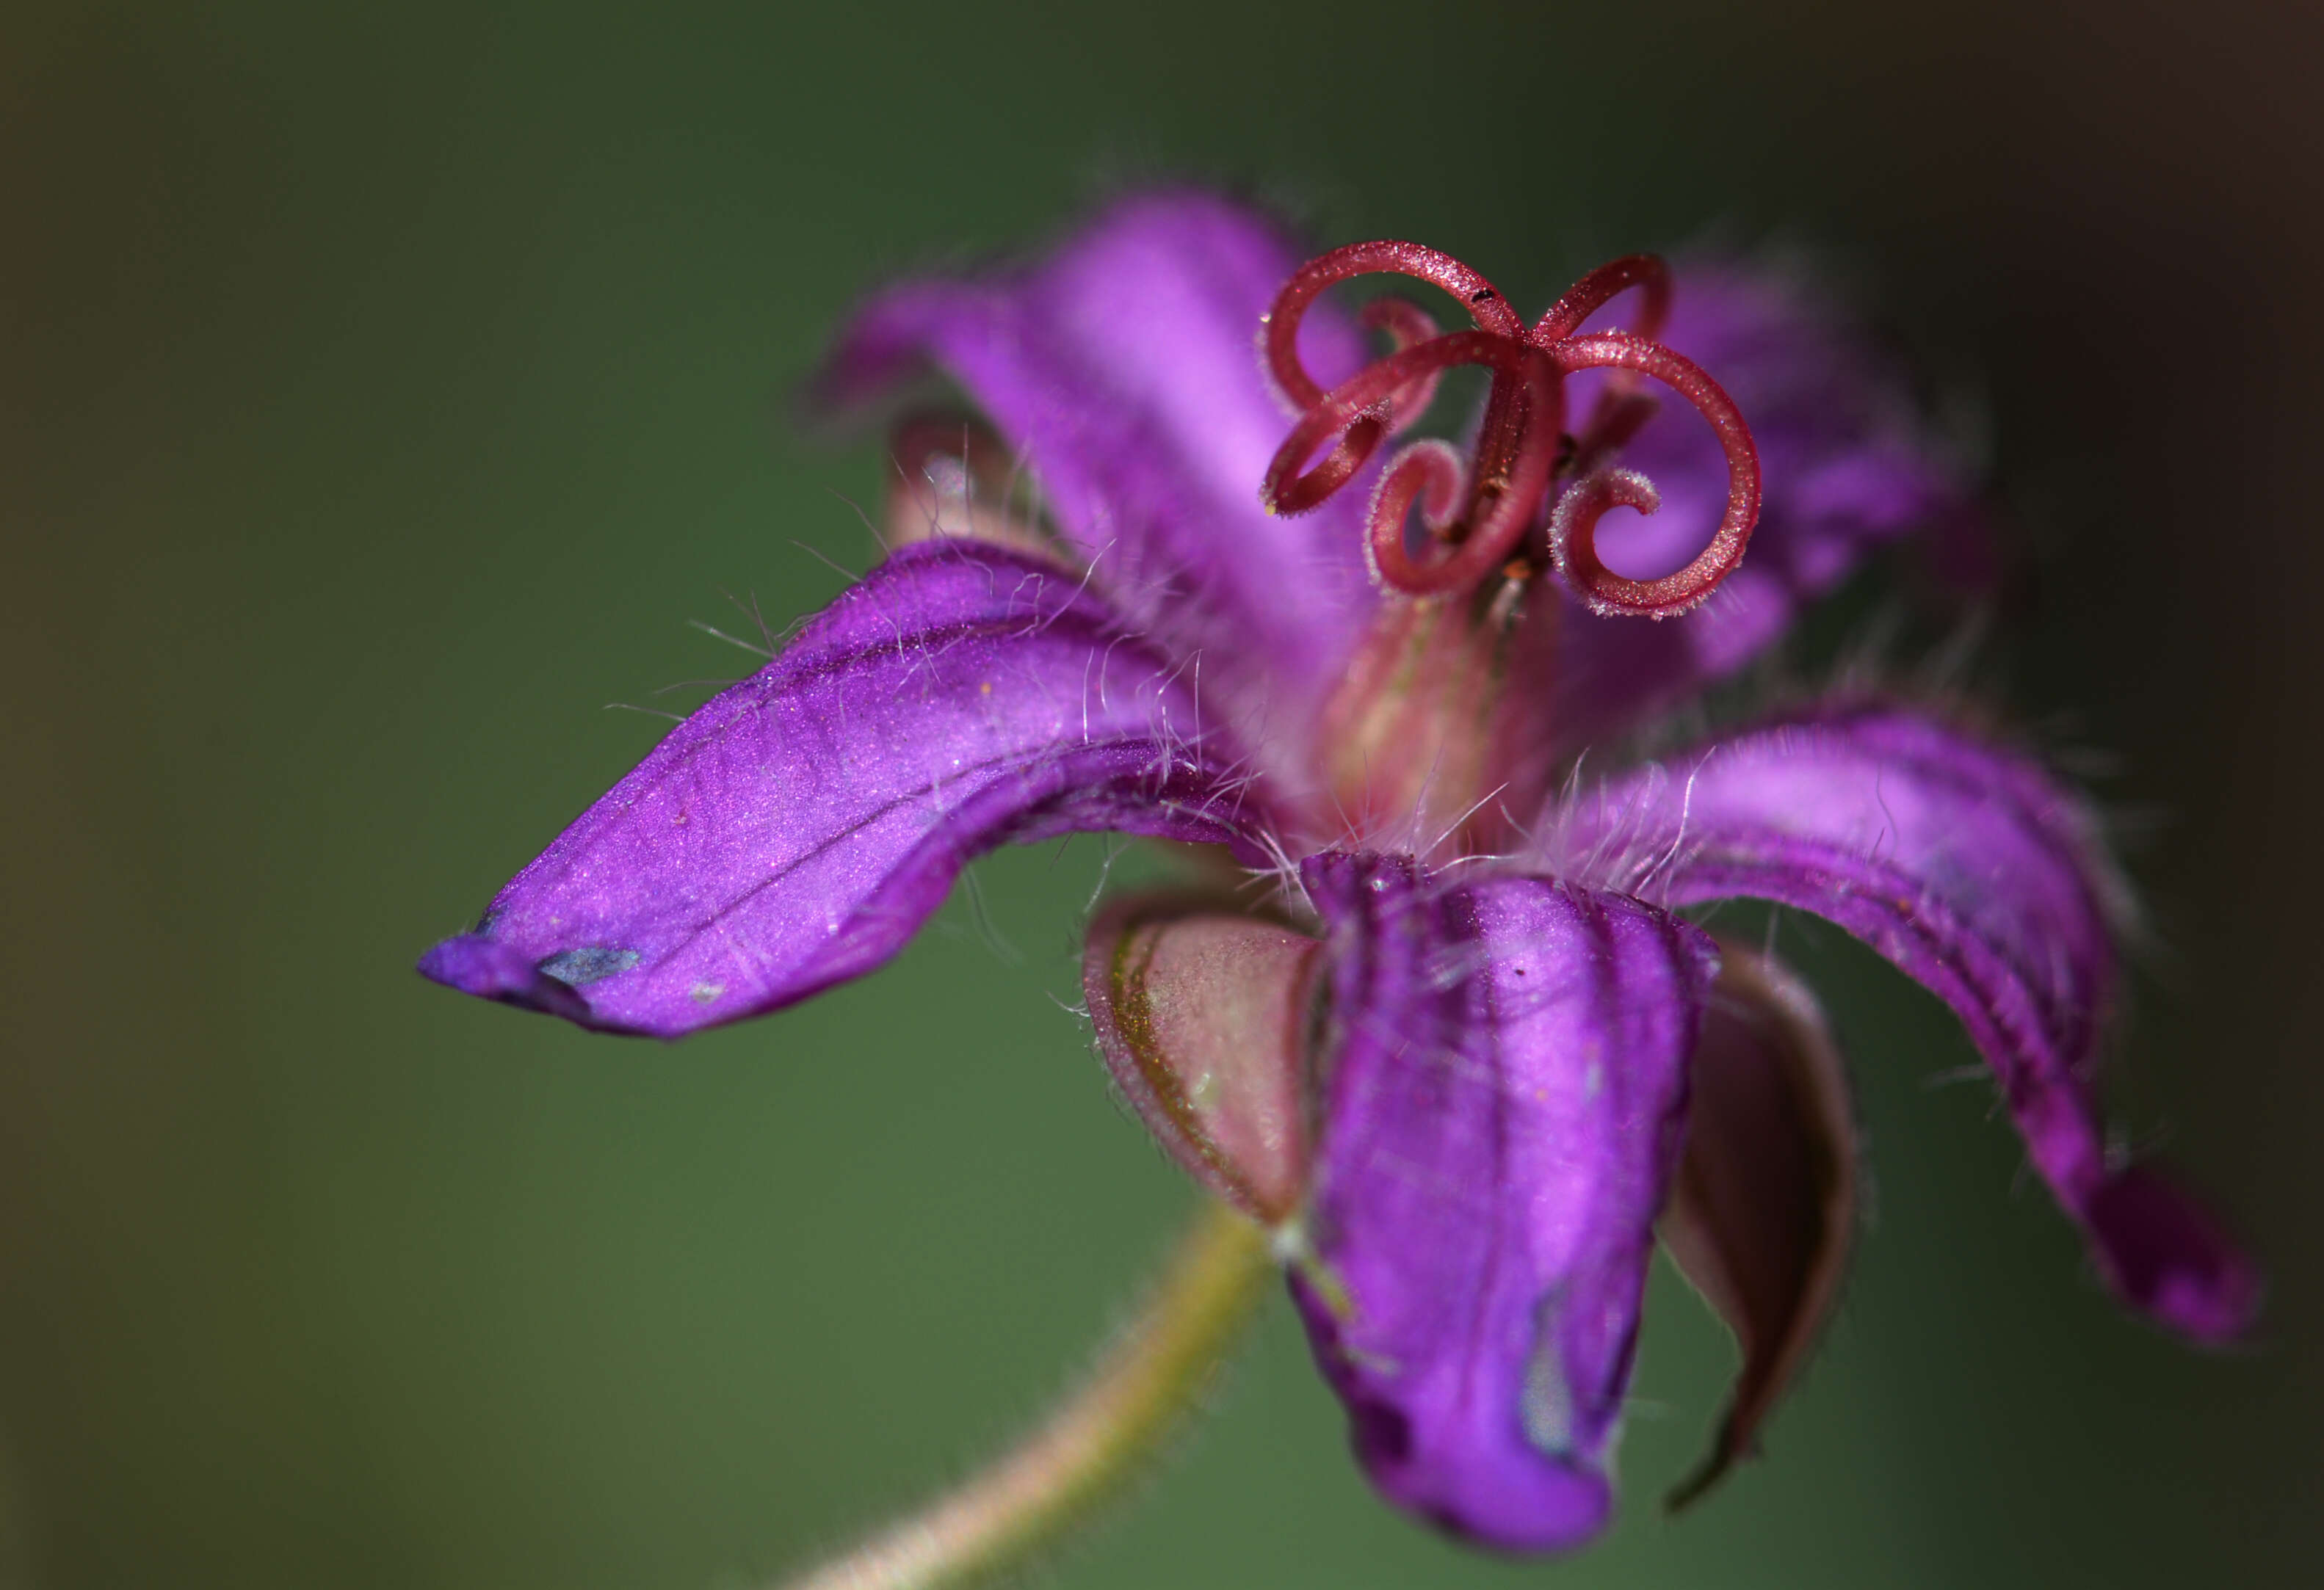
[778,1200,1275,1590]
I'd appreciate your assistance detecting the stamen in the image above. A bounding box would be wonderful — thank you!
[1530,253,1673,344]
[1548,333,1761,618]
[1540,253,1672,478]
[1364,346,1563,597]
[1263,240,1524,413]
[1262,331,1560,592]
[1356,295,1447,433]
[1258,242,1762,614]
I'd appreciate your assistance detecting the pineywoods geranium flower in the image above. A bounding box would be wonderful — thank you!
[419,192,2257,1563]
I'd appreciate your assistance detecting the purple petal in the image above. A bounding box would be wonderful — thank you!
[816,192,1378,777]
[418,541,1260,1038]
[1554,263,1974,749]
[1290,851,1717,1552]
[1553,703,2259,1340]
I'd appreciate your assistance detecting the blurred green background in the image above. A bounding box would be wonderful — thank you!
[4,1,2318,1585]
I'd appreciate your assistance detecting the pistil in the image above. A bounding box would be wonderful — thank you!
[1310,573,1564,860]
[1264,242,1765,852]
[1259,242,1762,617]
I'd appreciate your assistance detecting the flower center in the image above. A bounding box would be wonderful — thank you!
[1259,242,1762,617]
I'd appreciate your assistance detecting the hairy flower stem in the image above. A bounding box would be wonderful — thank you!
[777,1200,1274,1590]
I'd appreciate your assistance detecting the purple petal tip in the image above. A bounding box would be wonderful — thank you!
[2085,1166,2263,1343]
[416,934,596,1025]
[1288,1271,1614,1554]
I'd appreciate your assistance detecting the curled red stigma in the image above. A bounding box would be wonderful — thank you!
[1259,243,1760,617]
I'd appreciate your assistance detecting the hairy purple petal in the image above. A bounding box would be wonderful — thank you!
[815,192,1378,777]
[418,542,1261,1037]
[1554,264,1974,749]
[1289,852,1717,1552]
[1554,703,2259,1340]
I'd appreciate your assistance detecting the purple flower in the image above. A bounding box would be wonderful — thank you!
[419,192,2256,1555]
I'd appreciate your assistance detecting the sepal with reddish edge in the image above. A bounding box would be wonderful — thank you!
[1082,898,1320,1225]
[880,410,1059,558]
[1660,941,1858,1509]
